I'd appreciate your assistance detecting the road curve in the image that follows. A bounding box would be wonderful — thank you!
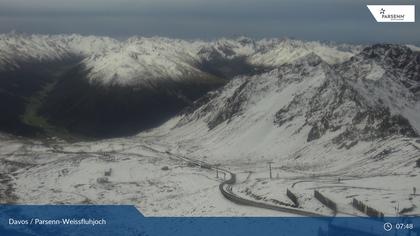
[217,170,327,217]
[167,151,327,217]
[52,144,328,217]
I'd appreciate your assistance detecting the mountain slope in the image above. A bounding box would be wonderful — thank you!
[0,34,362,85]
[248,39,361,67]
[142,45,420,176]
[0,34,363,138]
[337,44,420,133]
[0,34,221,138]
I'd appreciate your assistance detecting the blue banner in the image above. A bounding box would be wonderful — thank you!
[0,205,419,236]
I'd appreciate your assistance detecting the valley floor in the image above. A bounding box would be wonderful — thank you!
[0,134,419,217]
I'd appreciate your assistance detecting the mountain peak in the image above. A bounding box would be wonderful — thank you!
[0,34,364,85]
[157,41,420,163]
[362,44,412,56]
[359,44,417,67]
[290,52,325,67]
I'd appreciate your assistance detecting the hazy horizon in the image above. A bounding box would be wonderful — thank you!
[0,0,419,44]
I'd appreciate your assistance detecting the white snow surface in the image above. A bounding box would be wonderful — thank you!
[134,52,420,215]
[0,35,419,216]
[0,33,362,85]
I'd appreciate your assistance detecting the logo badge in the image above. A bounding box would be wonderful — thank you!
[367,5,415,22]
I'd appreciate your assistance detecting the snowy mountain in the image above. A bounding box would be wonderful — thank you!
[0,34,68,71]
[248,39,360,67]
[0,33,120,71]
[1,33,416,143]
[0,33,362,85]
[143,44,420,176]
[136,44,419,216]
[0,34,218,137]
[1,34,419,216]
[337,44,420,134]
[82,37,211,86]
[0,33,364,138]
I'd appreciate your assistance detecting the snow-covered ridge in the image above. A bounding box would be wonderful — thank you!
[0,33,120,70]
[143,45,420,172]
[0,33,363,85]
[248,39,361,66]
[82,37,210,85]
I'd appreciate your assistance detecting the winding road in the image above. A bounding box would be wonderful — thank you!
[50,143,327,217]
[166,151,326,217]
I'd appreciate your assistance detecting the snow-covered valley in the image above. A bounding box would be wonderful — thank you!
[0,34,419,217]
[1,133,419,216]
[0,135,281,216]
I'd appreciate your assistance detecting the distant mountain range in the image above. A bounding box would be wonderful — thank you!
[0,33,419,144]
[0,33,364,84]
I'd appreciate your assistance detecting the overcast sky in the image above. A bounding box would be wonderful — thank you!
[0,0,419,43]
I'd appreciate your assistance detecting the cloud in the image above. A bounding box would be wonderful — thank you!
[0,0,419,43]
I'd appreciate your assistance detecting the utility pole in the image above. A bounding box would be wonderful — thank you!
[268,161,274,179]
[214,164,221,179]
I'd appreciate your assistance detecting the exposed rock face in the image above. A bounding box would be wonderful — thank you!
[1,33,417,143]
[159,44,419,163]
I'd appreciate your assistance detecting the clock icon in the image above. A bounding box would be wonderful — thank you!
[384,222,393,232]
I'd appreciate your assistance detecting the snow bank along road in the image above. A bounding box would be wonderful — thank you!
[164,150,326,217]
